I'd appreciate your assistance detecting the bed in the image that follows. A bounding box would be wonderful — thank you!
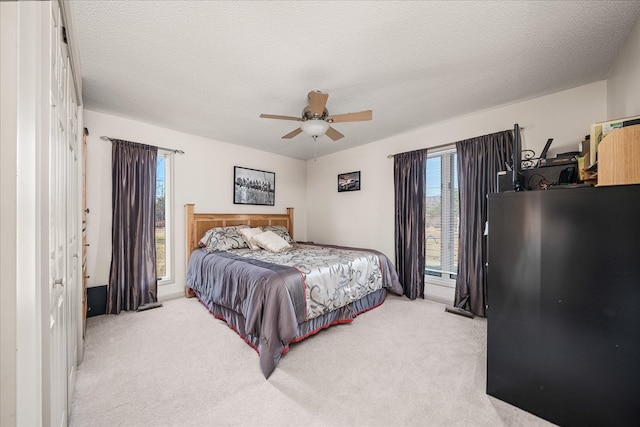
[184,204,403,378]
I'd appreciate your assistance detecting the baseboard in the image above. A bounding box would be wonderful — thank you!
[425,295,453,306]
[424,283,454,306]
[159,291,186,302]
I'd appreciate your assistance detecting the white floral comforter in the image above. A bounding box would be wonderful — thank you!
[229,243,384,320]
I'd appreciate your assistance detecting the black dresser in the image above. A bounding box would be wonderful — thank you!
[487,184,640,426]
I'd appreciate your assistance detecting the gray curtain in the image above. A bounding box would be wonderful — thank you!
[454,130,512,317]
[107,139,158,314]
[394,149,428,299]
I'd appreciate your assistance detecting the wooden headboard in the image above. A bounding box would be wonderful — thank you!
[185,204,294,254]
[185,204,294,296]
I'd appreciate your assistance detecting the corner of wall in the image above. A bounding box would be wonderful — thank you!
[606,16,640,119]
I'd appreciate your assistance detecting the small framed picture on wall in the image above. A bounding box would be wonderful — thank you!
[338,171,361,192]
[233,166,275,206]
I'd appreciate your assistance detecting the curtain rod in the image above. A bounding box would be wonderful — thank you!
[386,126,522,158]
[386,143,449,159]
[100,136,185,154]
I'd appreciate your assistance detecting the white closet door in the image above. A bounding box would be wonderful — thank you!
[65,62,80,415]
[49,3,68,426]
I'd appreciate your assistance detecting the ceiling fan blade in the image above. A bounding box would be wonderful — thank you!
[328,110,372,123]
[260,114,302,121]
[282,128,303,139]
[308,91,329,117]
[325,126,344,141]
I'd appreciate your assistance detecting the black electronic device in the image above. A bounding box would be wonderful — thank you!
[539,156,577,167]
[512,123,523,191]
[558,166,577,184]
[539,138,553,160]
[497,171,510,192]
[512,163,580,190]
[87,285,107,317]
[497,171,524,192]
[556,151,580,158]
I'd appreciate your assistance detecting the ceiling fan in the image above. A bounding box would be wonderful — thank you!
[260,90,372,141]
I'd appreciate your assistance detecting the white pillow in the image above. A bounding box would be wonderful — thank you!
[239,227,264,250]
[261,225,295,244]
[252,230,291,253]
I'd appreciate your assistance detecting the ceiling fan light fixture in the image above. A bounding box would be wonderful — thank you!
[300,119,330,137]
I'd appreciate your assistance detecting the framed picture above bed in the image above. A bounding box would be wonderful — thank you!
[234,166,275,206]
[338,171,361,192]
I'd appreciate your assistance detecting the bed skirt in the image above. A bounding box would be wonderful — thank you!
[193,288,388,377]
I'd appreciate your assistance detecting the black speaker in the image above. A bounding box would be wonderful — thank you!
[497,171,511,192]
[497,171,523,192]
[87,285,107,317]
[558,166,577,184]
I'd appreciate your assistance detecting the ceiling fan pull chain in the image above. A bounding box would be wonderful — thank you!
[313,135,318,161]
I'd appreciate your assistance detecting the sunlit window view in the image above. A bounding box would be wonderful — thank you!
[155,153,171,281]
[425,149,459,284]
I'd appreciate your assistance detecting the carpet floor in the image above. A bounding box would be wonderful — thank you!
[70,295,554,427]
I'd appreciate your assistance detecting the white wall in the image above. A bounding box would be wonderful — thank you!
[84,110,307,300]
[83,14,640,304]
[607,16,640,119]
[306,81,607,303]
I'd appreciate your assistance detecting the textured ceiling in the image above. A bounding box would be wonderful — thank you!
[70,1,640,160]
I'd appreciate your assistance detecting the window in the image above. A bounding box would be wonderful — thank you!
[425,148,459,287]
[155,150,174,283]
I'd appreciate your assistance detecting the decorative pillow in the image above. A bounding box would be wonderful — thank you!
[239,227,264,250]
[252,230,291,253]
[198,225,249,252]
[261,225,294,244]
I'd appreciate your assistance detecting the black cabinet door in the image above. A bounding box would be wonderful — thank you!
[487,185,640,427]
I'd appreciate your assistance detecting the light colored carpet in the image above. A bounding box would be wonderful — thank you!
[70,295,554,427]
